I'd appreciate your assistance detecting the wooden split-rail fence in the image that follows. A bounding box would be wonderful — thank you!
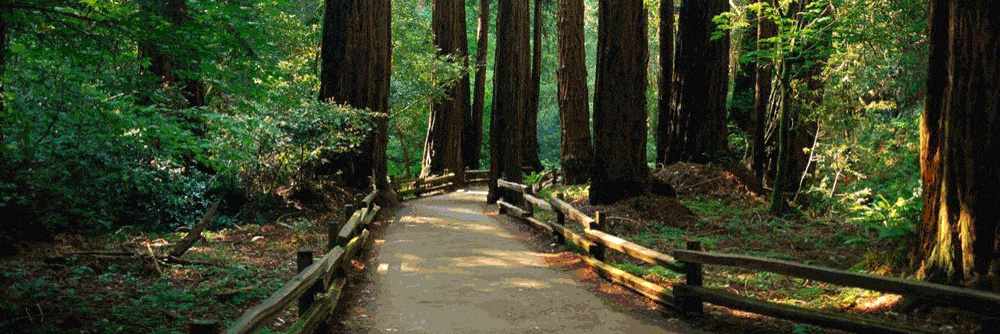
[495,179,1000,334]
[185,169,488,333]
[391,169,490,197]
[187,191,379,334]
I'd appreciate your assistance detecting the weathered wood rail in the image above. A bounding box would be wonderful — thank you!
[392,169,490,198]
[187,191,380,334]
[495,178,1000,334]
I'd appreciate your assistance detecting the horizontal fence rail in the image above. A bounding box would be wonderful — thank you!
[190,191,381,334]
[493,178,1000,334]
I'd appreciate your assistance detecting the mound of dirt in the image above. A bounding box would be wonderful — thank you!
[653,162,763,200]
[572,194,697,236]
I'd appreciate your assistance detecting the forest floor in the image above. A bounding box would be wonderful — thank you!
[0,210,348,333]
[551,162,991,334]
[332,190,691,333]
[0,162,993,333]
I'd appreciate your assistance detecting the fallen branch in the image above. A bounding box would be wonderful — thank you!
[169,200,221,257]
[146,243,164,277]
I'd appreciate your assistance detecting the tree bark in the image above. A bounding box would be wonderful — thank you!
[589,0,647,205]
[319,0,392,192]
[465,0,491,170]
[556,0,592,185]
[918,0,1000,291]
[664,0,729,164]
[1,7,6,114]
[751,0,777,180]
[488,0,530,204]
[655,0,674,166]
[138,0,206,107]
[730,1,758,135]
[522,0,544,172]
[422,0,469,177]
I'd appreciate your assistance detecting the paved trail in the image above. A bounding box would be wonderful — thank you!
[354,189,697,333]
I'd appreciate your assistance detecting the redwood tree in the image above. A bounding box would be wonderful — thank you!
[654,0,674,165]
[556,0,592,185]
[917,0,1000,290]
[663,0,729,164]
[465,0,490,170]
[751,0,777,179]
[488,0,530,204]
[522,0,544,172]
[422,0,469,177]
[589,0,648,205]
[319,0,392,193]
[138,0,205,107]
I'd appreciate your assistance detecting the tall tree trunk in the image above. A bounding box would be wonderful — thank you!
[556,0,592,185]
[918,0,1000,291]
[138,0,206,107]
[522,0,543,172]
[752,0,777,180]
[0,7,6,113]
[488,0,530,204]
[422,0,469,177]
[589,0,647,205]
[0,7,7,175]
[0,6,6,116]
[465,0,490,170]
[319,0,392,193]
[768,62,792,214]
[730,1,758,135]
[655,0,674,165]
[664,0,729,164]
[371,1,392,195]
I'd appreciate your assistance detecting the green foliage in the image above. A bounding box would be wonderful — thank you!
[807,105,922,244]
[0,0,387,235]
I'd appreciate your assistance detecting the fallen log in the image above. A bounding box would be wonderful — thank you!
[169,200,221,257]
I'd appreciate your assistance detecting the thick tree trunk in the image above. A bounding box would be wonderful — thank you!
[664,0,729,164]
[488,0,530,204]
[422,0,469,177]
[556,0,592,185]
[655,0,674,166]
[752,0,777,180]
[319,0,392,192]
[465,0,490,170]
[371,2,392,194]
[589,0,648,205]
[768,64,792,214]
[918,0,1000,291]
[522,0,543,172]
[1,7,6,113]
[730,2,758,135]
[139,0,206,107]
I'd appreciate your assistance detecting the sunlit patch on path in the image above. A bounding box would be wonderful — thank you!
[348,189,694,333]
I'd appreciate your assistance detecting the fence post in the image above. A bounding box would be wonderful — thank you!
[188,320,222,334]
[522,186,534,217]
[590,212,606,262]
[675,241,704,315]
[554,193,566,244]
[414,177,424,197]
[297,250,316,316]
[330,205,352,250]
[497,179,507,215]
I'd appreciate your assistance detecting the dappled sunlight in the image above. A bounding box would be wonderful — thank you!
[493,277,552,289]
[398,215,515,239]
[442,189,488,202]
[449,249,581,269]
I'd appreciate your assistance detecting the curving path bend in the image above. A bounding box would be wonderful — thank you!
[351,189,701,333]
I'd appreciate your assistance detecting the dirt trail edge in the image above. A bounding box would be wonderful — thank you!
[345,189,701,333]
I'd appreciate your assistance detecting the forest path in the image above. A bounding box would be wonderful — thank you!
[348,189,699,333]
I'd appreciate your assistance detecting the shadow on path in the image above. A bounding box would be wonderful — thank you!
[349,189,700,333]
